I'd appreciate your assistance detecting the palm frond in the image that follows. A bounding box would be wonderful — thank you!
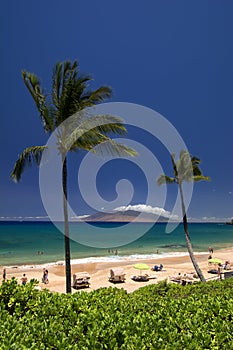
[191,156,201,164]
[62,60,78,88]
[52,62,63,108]
[157,174,176,186]
[70,131,108,152]
[177,151,193,182]
[91,139,138,158]
[50,60,112,127]
[62,114,126,151]
[92,123,126,136]
[81,114,127,136]
[193,175,211,182]
[11,146,47,182]
[170,153,178,178]
[57,76,93,125]
[80,86,112,108]
[173,150,209,183]
[192,165,202,176]
[22,70,54,132]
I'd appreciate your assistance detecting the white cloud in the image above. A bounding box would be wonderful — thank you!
[71,215,90,221]
[114,204,179,220]
[25,216,49,219]
[201,216,231,223]
[0,216,49,221]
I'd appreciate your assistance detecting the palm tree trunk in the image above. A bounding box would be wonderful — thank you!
[62,155,72,293]
[178,182,206,282]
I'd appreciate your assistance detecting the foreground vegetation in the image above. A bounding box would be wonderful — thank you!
[0,278,233,349]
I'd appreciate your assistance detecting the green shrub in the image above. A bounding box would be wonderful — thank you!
[0,278,233,349]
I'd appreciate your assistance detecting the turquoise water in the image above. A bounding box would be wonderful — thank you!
[0,221,233,266]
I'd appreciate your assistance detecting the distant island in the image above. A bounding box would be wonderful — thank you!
[226,219,233,225]
[80,209,177,223]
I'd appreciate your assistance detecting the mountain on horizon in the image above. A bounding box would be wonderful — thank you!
[81,209,173,222]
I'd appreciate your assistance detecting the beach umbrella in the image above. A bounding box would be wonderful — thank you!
[134,263,150,275]
[208,258,222,264]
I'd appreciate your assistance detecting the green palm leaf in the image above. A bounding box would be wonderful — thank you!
[80,86,112,107]
[91,139,138,158]
[62,114,127,151]
[193,175,211,182]
[170,153,178,178]
[22,71,54,132]
[11,146,47,182]
[157,174,176,186]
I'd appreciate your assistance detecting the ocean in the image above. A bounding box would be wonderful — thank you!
[0,221,233,266]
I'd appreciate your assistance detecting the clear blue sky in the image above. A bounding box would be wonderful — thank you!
[1,1,233,221]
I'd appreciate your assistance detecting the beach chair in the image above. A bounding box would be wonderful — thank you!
[169,274,183,284]
[109,268,126,283]
[170,277,182,284]
[72,272,90,289]
[131,274,149,282]
[222,271,233,279]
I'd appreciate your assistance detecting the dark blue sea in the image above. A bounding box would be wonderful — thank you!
[0,221,232,266]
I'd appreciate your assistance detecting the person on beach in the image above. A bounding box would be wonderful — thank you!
[2,268,6,282]
[208,247,213,254]
[21,273,28,285]
[223,260,230,270]
[42,268,49,284]
[217,264,222,280]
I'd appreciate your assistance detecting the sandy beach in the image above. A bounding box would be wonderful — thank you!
[1,248,232,294]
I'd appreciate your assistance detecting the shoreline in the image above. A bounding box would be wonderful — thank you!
[1,247,232,294]
[2,251,204,270]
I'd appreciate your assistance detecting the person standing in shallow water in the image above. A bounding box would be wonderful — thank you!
[208,247,213,254]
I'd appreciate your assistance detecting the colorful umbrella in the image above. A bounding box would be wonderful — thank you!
[208,258,222,264]
[134,263,150,275]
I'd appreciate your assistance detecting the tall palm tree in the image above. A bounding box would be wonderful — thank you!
[157,150,210,282]
[11,60,136,293]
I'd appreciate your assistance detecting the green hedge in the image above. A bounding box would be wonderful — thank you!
[0,278,233,349]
